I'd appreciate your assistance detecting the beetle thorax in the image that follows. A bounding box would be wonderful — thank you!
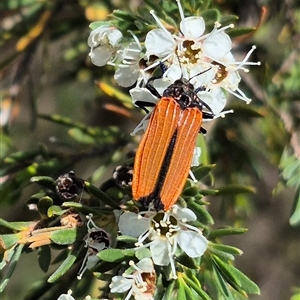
[163,79,200,109]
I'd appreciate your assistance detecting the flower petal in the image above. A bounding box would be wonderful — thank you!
[57,291,75,300]
[145,29,175,58]
[178,230,208,257]
[198,88,226,115]
[164,64,183,82]
[202,32,232,59]
[191,147,201,167]
[189,66,215,88]
[86,255,99,270]
[119,212,149,238]
[107,29,123,47]
[172,205,197,221]
[87,25,110,47]
[121,42,141,60]
[136,258,154,273]
[110,276,133,293]
[130,88,158,106]
[150,239,170,266]
[114,66,140,87]
[152,78,174,96]
[180,17,205,39]
[89,46,113,66]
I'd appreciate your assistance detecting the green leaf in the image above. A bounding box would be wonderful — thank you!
[61,202,110,216]
[212,255,260,295]
[62,202,93,211]
[220,14,239,25]
[209,247,235,261]
[177,277,187,300]
[47,205,63,217]
[27,191,47,203]
[0,244,24,293]
[201,9,221,23]
[186,199,214,225]
[30,176,56,190]
[38,114,90,131]
[1,246,15,273]
[287,175,300,188]
[0,234,20,251]
[0,218,35,231]
[227,27,256,38]
[191,164,215,180]
[280,152,300,187]
[182,273,212,300]
[135,248,151,260]
[144,0,166,15]
[183,186,200,197]
[216,185,256,196]
[182,276,203,300]
[209,243,243,256]
[97,248,135,263]
[4,149,41,164]
[116,235,137,244]
[68,128,97,144]
[112,9,136,22]
[290,187,300,226]
[48,244,84,283]
[208,227,248,239]
[176,253,199,269]
[290,288,300,300]
[37,196,53,216]
[199,189,218,196]
[197,0,211,12]
[89,21,111,30]
[50,228,83,245]
[38,245,51,272]
[85,182,120,209]
[210,259,235,299]
[162,280,176,300]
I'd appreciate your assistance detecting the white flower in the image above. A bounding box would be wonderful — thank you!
[142,0,260,103]
[197,88,227,116]
[88,25,122,66]
[57,290,75,300]
[77,214,111,280]
[145,28,176,59]
[113,41,142,87]
[179,16,205,39]
[207,46,261,103]
[110,258,156,300]
[118,205,208,279]
[144,3,234,81]
[57,290,91,300]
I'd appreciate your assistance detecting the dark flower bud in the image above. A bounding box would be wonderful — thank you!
[112,165,133,187]
[56,171,84,200]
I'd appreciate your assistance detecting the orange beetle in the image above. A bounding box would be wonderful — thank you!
[132,78,214,211]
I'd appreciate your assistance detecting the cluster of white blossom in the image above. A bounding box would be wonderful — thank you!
[64,206,208,300]
[118,205,208,280]
[88,0,260,121]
